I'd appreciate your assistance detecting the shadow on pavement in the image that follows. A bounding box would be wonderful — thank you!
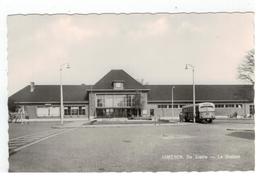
[226,131,255,140]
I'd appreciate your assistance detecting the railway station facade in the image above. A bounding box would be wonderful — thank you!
[9,70,255,120]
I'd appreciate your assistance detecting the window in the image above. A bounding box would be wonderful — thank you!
[96,94,135,108]
[115,82,122,88]
[215,104,224,108]
[37,106,60,117]
[36,107,49,117]
[250,105,255,115]
[50,107,60,117]
[113,82,124,89]
[225,104,235,108]
[71,106,79,115]
[79,106,86,115]
[158,105,167,108]
[97,99,103,107]
[236,104,243,108]
[64,106,71,115]
[127,95,132,107]
[200,105,214,109]
[64,106,86,116]
[114,95,125,107]
[169,105,178,108]
[179,105,185,108]
[150,109,154,116]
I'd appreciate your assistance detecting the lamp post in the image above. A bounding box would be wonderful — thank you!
[60,63,70,125]
[171,86,175,119]
[185,64,196,123]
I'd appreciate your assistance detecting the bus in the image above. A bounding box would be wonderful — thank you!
[179,102,215,123]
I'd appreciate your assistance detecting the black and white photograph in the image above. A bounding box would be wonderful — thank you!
[6,12,255,172]
[0,1,257,175]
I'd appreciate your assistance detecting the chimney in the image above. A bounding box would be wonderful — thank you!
[30,82,35,92]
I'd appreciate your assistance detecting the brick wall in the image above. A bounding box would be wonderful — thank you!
[147,104,181,117]
[147,103,253,117]
[24,105,37,119]
[24,104,89,119]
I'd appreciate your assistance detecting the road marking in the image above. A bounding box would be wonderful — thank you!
[9,129,55,141]
[9,128,75,155]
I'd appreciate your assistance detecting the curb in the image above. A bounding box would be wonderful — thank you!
[226,128,254,132]
[51,122,192,129]
[51,121,94,129]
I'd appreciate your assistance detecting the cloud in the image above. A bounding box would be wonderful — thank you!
[51,17,100,41]
[7,14,254,95]
[34,16,100,43]
[127,16,170,40]
[177,21,204,34]
[144,16,170,35]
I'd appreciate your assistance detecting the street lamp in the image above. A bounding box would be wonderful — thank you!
[60,63,70,125]
[171,86,175,119]
[185,64,196,123]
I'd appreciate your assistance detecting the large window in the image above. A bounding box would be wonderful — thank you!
[37,106,60,117]
[64,106,86,116]
[96,94,136,108]
[37,107,49,117]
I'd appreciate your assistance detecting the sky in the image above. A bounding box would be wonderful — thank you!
[7,13,254,95]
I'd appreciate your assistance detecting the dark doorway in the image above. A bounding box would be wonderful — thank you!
[150,109,154,116]
[96,108,141,118]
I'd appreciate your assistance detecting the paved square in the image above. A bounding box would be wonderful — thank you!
[9,120,254,172]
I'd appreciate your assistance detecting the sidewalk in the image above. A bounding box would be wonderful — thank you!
[80,122,190,128]
[51,119,185,129]
[51,120,93,129]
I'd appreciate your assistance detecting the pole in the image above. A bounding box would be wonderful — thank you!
[172,86,174,119]
[192,68,196,123]
[185,64,196,123]
[60,68,64,125]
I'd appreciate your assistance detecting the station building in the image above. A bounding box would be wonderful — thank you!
[9,70,254,120]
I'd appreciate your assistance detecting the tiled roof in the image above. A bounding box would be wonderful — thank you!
[9,85,91,103]
[145,85,254,102]
[93,70,146,90]
[9,84,254,104]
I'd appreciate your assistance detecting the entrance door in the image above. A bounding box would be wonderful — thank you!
[113,108,127,118]
[96,108,128,118]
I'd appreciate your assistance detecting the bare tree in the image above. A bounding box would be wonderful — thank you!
[238,49,255,85]
[133,90,145,118]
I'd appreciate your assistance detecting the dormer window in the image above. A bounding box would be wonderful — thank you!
[113,80,124,90]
